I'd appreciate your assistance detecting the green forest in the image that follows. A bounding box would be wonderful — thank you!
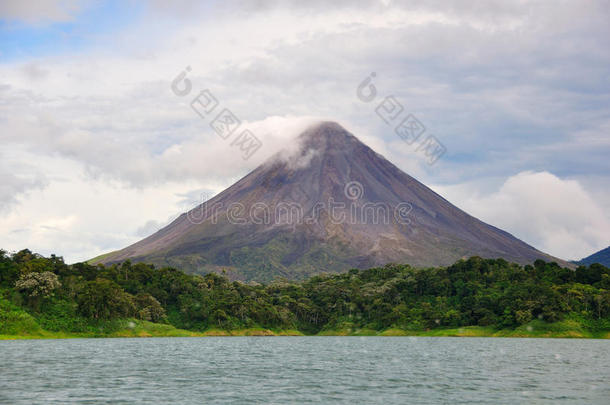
[1,249,609,339]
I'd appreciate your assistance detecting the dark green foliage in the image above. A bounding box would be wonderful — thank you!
[77,279,135,320]
[1,250,609,334]
[134,293,166,322]
[0,249,20,287]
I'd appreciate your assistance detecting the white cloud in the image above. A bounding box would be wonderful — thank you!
[1,1,609,261]
[0,0,87,24]
[433,171,610,261]
[0,152,214,262]
[0,152,48,212]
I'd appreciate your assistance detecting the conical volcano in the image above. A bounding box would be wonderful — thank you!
[95,121,566,281]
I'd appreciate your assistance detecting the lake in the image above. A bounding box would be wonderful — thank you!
[1,337,608,404]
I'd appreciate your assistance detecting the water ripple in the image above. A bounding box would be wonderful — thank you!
[0,337,608,404]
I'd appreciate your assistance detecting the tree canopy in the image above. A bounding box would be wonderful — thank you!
[1,249,609,335]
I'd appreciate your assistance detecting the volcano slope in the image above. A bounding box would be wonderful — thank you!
[94,122,567,281]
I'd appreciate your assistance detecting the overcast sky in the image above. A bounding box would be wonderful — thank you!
[1,0,609,262]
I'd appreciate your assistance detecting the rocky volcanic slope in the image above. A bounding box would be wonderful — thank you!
[94,122,568,281]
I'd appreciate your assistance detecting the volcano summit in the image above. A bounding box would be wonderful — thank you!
[94,122,565,281]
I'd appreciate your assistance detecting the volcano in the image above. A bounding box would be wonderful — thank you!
[94,122,566,281]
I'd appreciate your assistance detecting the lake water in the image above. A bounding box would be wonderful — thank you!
[1,337,608,404]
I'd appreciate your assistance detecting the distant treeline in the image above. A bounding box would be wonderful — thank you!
[1,249,609,335]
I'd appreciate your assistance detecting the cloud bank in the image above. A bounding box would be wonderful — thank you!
[1,0,608,262]
[433,172,610,260]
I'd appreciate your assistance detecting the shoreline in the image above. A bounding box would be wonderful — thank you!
[2,323,608,340]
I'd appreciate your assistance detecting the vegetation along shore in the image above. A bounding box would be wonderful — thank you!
[1,249,608,339]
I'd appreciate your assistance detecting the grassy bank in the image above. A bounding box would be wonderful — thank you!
[0,298,305,339]
[321,318,610,339]
[0,318,305,340]
[3,328,607,340]
[0,318,206,340]
[2,316,607,340]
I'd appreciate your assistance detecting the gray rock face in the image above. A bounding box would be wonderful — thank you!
[95,121,569,281]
